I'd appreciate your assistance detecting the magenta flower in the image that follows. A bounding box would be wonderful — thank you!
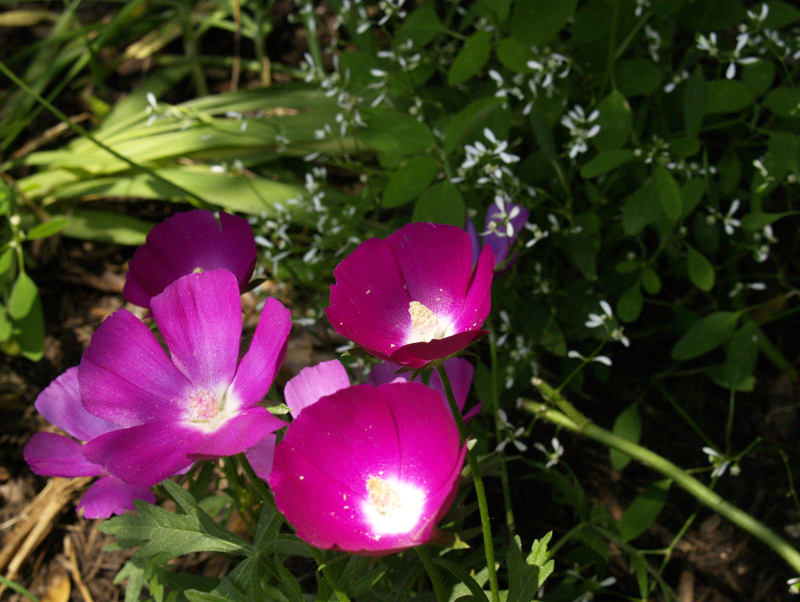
[268,379,467,555]
[123,210,257,309]
[80,269,290,488]
[23,368,155,518]
[326,222,495,369]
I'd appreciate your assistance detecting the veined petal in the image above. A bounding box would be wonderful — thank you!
[152,270,241,390]
[24,432,106,478]
[79,309,192,426]
[78,475,155,519]
[188,407,286,461]
[82,421,201,488]
[451,243,494,333]
[35,367,119,441]
[284,359,351,418]
[390,330,487,369]
[229,298,291,408]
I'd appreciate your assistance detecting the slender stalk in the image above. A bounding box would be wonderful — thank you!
[416,546,448,602]
[489,330,516,537]
[520,380,800,575]
[435,363,500,602]
[0,575,39,602]
[237,454,352,602]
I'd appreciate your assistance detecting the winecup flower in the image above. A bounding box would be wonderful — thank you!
[326,222,495,368]
[23,368,155,518]
[80,269,290,488]
[124,210,257,309]
[268,378,467,555]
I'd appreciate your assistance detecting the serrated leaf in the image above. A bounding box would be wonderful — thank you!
[412,181,465,226]
[383,156,440,208]
[617,480,671,542]
[25,217,69,240]
[610,404,641,471]
[100,480,253,563]
[435,557,490,602]
[506,533,554,602]
[687,245,715,291]
[448,30,492,86]
[654,162,682,221]
[671,311,740,361]
[8,272,38,320]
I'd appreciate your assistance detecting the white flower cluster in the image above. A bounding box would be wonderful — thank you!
[524,213,582,249]
[488,47,570,114]
[496,409,528,452]
[561,105,601,159]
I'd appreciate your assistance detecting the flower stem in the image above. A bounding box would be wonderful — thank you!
[416,546,448,602]
[489,330,516,537]
[236,454,352,602]
[520,379,800,576]
[435,363,500,602]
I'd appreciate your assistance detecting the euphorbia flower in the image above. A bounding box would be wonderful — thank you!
[123,210,257,309]
[80,269,290,488]
[468,200,530,267]
[326,222,495,369]
[268,379,467,555]
[23,368,155,518]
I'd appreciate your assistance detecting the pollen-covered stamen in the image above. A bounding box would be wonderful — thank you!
[363,475,426,536]
[187,387,219,421]
[368,476,404,515]
[192,266,204,274]
[409,301,439,342]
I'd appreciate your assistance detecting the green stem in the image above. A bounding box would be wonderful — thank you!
[237,454,352,602]
[416,546,448,602]
[178,0,209,96]
[435,363,500,602]
[0,575,39,602]
[520,380,800,576]
[489,330,516,537]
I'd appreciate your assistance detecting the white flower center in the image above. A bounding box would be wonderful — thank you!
[363,476,426,537]
[188,386,219,421]
[185,385,240,431]
[407,301,455,344]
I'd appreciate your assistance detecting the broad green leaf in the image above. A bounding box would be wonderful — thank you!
[740,59,775,97]
[654,162,682,221]
[383,156,440,208]
[671,311,740,360]
[361,110,436,166]
[617,284,643,323]
[0,307,11,342]
[640,267,661,295]
[686,245,715,291]
[617,480,671,542]
[723,321,761,388]
[683,68,705,137]
[482,0,513,21]
[496,37,535,73]
[529,106,560,166]
[704,80,755,114]
[9,272,38,320]
[444,96,504,155]
[740,211,796,231]
[59,210,153,245]
[25,217,69,240]
[610,404,641,471]
[539,317,567,357]
[412,181,465,227]
[0,249,14,278]
[681,178,706,217]
[622,181,660,235]
[763,1,800,28]
[593,91,632,151]
[13,293,44,361]
[709,365,755,391]
[506,533,555,602]
[448,30,492,86]
[100,480,253,563]
[511,0,578,46]
[615,59,662,97]
[763,87,800,119]
[395,2,442,48]
[580,150,634,179]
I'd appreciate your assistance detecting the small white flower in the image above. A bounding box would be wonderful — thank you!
[534,437,564,468]
[567,350,613,366]
[789,577,800,595]
[703,447,740,478]
[585,301,613,328]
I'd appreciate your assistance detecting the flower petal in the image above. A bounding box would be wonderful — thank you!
[188,407,286,460]
[151,269,241,390]
[284,359,351,418]
[78,475,156,519]
[34,367,119,441]
[24,432,106,478]
[451,243,494,333]
[245,434,276,481]
[82,421,201,488]
[390,330,487,369]
[79,309,192,426]
[228,298,291,409]
[123,210,257,309]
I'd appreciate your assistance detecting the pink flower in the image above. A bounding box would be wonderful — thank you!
[123,210,257,309]
[326,222,495,369]
[80,269,290,488]
[23,368,155,518]
[268,372,466,555]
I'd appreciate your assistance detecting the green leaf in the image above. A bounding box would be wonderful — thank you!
[100,480,254,563]
[593,91,632,151]
[8,272,38,320]
[740,59,775,97]
[615,59,662,97]
[435,558,491,602]
[579,150,635,179]
[383,156,440,208]
[640,267,661,295]
[0,178,12,215]
[448,30,493,86]
[723,321,761,388]
[617,283,643,323]
[0,307,11,342]
[686,245,715,291]
[763,1,800,28]
[496,38,534,73]
[708,365,755,391]
[59,210,153,245]
[654,162,682,221]
[396,3,442,48]
[412,181,466,226]
[610,404,641,471]
[671,311,740,361]
[763,87,800,119]
[506,533,555,602]
[444,96,504,155]
[25,217,69,240]
[510,0,578,46]
[704,80,755,114]
[683,68,705,137]
[360,109,436,163]
[740,211,796,231]
[11,292,45,361]
[621,180,660,235]
[681,178,706,217]
[617,480,671,542]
